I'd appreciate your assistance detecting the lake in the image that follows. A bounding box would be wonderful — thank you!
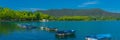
[0,21,120,40]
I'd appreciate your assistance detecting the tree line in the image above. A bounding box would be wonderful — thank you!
[58,16,120,21]
[0,7,120,21]
[0,7,55,21]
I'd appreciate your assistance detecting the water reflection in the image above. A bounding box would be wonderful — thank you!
[0,22,76,40]
[55,34,76,39]
[0,22,20,35]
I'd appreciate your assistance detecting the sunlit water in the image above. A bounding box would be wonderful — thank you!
[0,21,120,40]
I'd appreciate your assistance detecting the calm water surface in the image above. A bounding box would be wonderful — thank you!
[0,21,120,40]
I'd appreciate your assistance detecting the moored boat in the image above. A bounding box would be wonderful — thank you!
[17,24,37,29]
[40,27,58,32]
[85,34,111,40]
[55,30,76,38]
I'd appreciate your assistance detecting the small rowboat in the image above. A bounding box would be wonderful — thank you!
[85,34,111,40]
[55,30,76,38]
[17,24,37,29]
[40,27,58,32]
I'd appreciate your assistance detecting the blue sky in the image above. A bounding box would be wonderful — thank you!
[0,0,120,13]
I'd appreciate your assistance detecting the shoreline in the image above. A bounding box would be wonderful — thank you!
[0,20,120,22]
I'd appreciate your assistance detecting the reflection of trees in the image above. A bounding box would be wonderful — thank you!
[0,22,20,35]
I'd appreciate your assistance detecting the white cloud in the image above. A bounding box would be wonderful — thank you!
[78,1,98,7]
[30,8,40,10]
[18,8,46,11]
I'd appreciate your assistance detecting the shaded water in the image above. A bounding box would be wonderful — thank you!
[0,21,120,40]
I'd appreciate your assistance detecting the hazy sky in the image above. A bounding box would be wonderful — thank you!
[0,0,120,13]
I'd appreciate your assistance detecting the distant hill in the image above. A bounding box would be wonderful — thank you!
[36,8,120,17]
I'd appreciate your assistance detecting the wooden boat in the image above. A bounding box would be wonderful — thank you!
[40,27,58,32]
[55,30,76,38]
[17,24,37,29]
[85,34,111,40]
[40,26,48,30]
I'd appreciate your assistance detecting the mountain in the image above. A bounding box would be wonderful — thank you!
[36,8,120,17]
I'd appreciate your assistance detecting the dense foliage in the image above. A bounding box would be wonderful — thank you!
[58,16,120,21]
[0,7,55,21]
[0,7,120,21]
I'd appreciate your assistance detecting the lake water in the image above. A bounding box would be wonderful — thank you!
[0,21,120,40]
